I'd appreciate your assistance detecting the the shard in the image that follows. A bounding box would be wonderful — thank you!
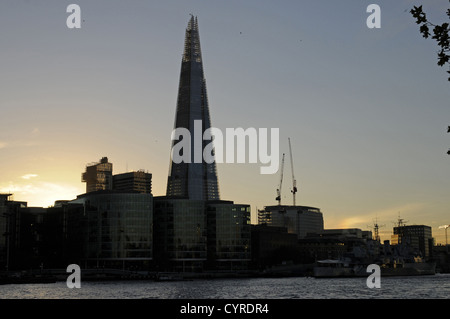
[166,16,220,200]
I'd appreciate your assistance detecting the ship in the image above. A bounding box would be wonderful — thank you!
[313,259,367,278]
[379,259,436,277]
[313,259,436,278]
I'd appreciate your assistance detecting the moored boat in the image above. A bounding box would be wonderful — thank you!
[313,259,367,278]
[313,259,436,278]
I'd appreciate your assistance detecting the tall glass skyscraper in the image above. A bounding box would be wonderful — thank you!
[166,16,220,201]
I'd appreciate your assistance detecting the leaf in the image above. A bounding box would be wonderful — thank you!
[420,24,430,38]
[437,49,450,66]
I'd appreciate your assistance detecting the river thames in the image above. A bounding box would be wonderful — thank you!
[1,274,449,299]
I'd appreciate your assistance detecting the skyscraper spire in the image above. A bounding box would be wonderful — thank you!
[183,15,201,63]
[166,16,220,200]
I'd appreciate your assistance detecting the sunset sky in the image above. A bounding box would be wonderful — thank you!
[0,0,449,244]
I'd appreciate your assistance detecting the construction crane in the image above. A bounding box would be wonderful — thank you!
[275,153,285,205]
[394,212,408,228]
[288,138,297,206]
[368,217,385,242]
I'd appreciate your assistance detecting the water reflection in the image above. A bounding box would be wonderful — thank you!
[1,275,449,299]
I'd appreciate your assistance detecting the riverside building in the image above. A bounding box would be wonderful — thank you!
[166,15,220,201]
[155,16,251,272]
[258,205,324,239]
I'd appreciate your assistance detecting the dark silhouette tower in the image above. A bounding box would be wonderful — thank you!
[166,16,220,200]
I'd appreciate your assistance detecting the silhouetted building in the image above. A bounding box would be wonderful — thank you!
[153,197,207,272]
[0,194,70,270]
[0,194,27,270]
[251,225,298,269]
[258,205,324,239]
[113,171,152,194]
[299,228,376,263]
[433,245,450,273]
[319,228,372,240]
[153,197,251,272]
[207,201,251,270]
[391,225,433,258]
[82,157,113,193]
[46,201,84,268]
[166,16,220,201]
[154,17,252,272]
[297,238,348,263]
[70,191,153,270]
[0,194,12,267]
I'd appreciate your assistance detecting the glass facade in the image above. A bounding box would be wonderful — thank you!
[207,202,251,270]
[166,16,220,201]
[154,198,207,272]
[258,205,324,239]
[71,191,153,269]
[392,225,433,258]
[154,198,251,271]
[113,171,152,194]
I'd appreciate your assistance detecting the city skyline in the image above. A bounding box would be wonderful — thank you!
[0,1,449,244]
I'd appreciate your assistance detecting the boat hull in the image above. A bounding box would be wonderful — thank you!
[313,262,436,278]
[381,262,436,277]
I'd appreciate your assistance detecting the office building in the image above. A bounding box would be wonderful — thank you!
[0,194,27,270]
[0,194,69,270]
[70,191,153,270]
[0,194,12,263]
[258,205,324,239]
[319,228,372,240]
[153,197,251,272]
[391,225,433,258]
[153,197,207,272]
[207,201,251,270]
[152,17,252,272]
[113,170,152,194]
[82,157,113,193]
[250,225,298,268]
[166,15,220,201]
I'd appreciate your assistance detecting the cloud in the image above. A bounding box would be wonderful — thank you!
[367,203,426,224]
[0,139,41,149]
[329,202,430,242]
[336,216,368,229]
[0,181,81,207]
[21,174,38,180]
